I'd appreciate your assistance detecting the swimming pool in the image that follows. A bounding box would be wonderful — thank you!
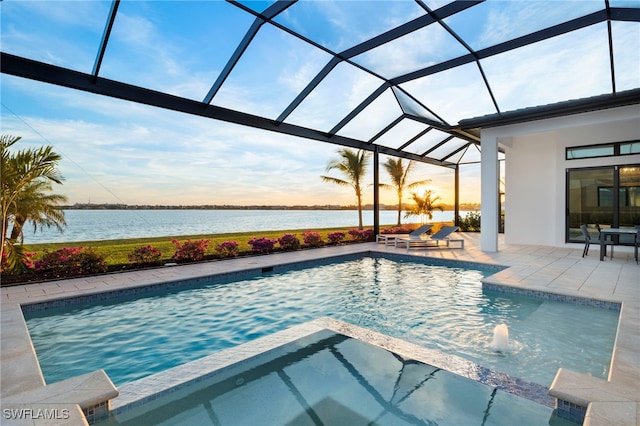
[24,255,619,388]
[99,328,576,426]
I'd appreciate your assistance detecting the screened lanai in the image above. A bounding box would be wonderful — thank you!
[1,0,639,234]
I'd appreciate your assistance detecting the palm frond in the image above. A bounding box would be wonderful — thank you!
[407,179,431,189]
[320,175,349,186]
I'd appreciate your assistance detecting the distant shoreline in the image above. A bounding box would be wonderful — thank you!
[60,203,481,211]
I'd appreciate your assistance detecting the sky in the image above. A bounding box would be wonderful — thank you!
[1,1,637,207]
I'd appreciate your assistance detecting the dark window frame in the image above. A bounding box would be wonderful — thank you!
[566,163,640,244]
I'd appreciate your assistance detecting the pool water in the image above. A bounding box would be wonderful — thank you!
[100,330,576,426]
[24,256,618,387]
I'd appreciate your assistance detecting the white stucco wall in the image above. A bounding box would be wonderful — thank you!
[486,104,640,247]
[502,132,559,245]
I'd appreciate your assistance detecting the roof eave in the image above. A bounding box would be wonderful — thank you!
[457,88,640,131]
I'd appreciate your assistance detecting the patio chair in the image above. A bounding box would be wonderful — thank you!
[396,226,463,250]
[584,224,616,259]
[580,224,595,257]
[376,224,433,246]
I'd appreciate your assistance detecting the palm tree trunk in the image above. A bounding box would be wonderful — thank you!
[1,213,8,260]
[357,191,363,230]
[10,216,25,241]
[396,191,402,226]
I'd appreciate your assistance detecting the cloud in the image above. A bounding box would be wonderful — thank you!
[0,1,106,71]
[612,21,640,91]
[400,62,497,125]
[5,1,107,28]
[336,88,402,140]
[99,12,192,94]
[477,1,602,48]
[351,21,468,80]
[2,90,475,207]
[2,87,367,205]
[284,61,386,131]
[481,23,611,112]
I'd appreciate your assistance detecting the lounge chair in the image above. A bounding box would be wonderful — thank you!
[395,226,463,250]
[376,224,433,246]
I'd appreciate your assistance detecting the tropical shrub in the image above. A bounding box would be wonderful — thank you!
[34,247,106,277]
[216,241,239,258]
[278,234,301,251]
[302,231,323,247]
[1,246,35,274]
[458,211,481,232]
[348,228,374,242]
[248,237,276,253]
[362,229,375,241]
[327,231,346,245]
[1,135,67,269]
[380,225,414,235]
[171,239,210,261]
[128,245,162,265]
[348,228,361,241]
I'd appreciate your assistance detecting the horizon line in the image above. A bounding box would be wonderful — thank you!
[62,202,481,210]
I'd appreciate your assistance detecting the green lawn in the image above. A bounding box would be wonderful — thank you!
[1,222,453,285]
[22,226,379,266]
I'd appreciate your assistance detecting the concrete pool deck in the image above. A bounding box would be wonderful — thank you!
[1,233,638,425]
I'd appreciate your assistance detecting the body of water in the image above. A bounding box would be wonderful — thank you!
[25,257,617,387]
[23,209,463,244]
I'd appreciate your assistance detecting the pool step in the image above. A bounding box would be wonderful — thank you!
[549,368,638,426]
[1,370,118,425]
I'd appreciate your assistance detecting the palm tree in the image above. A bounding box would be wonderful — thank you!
[9,179,67,242]
[380,158,431,225]
[1,135,67,271]
[321,148,371,229]
[404,189,444,224]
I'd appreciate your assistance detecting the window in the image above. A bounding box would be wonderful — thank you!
[620,142,640,155]
[567,144,614,159]
[566,140,639,160]
[566,165,640,244]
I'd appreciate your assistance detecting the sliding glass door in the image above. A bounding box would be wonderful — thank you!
[566,165,640,243]
[619,166,640,244]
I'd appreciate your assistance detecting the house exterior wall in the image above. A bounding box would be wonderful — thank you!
[486,104,640,247]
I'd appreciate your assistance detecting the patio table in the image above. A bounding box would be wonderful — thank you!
[599,228,639,261]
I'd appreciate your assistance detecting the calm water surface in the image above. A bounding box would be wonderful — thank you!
[24,209,461,244]
[25,257,617,387]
